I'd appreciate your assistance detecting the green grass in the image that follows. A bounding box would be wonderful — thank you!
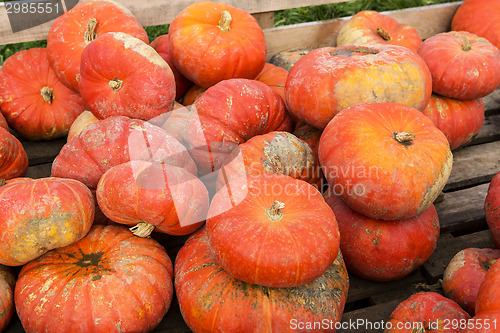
[0,0,460,64]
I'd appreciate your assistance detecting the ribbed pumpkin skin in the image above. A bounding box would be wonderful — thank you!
[67,110,98,141]
[0,108,8,130]
[255,63,289,102]
[324,191,439,282]
[0,48,86,140]
[15,225,174,333]
[175,227,349,333]
[0,265,15,332]
[97,161,208,236]
[386,292,471,332]
[476,259,500,315]
[183,79,292,175]
[151,34,193,101]
[0,177,94,266]
[285,44,432,129]
[443,248,500,316]
[0,128,28,180]
[336,10,422,52]
[207,174,340,287]
[319,103,452,220]
[485,171,500,248]
[169,1,266,88]
[51,116,197,190]
[293,121,322,159]
[452,0,500,51]
[417,31,500,100]
[47,0,148,92]
[422,94,485,150]
[218,131,322,189]
[79,32,176,121]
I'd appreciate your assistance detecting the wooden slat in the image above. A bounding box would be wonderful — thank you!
[0,0,350,46]
[264,2,462,60]
[339,299,401,333]
[468,114,500,147]
[21,137,66,166]
[253,12,275,29]
[25,163,52,179]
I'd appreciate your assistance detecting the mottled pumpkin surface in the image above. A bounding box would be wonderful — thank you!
[0,127,28,180]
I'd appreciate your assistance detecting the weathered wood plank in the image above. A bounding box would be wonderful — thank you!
[339,299,401,333]
[421,230,495,283]
[21,137,66,166]
[253,12,275,29]
[25,163,52,179]
[0,0,351,46]
[468,114,500,147]
[436,183,489,234]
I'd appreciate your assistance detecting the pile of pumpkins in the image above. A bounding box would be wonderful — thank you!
[0,0,499,332]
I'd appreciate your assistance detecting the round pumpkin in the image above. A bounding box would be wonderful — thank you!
[319,103,452,220]
[15,224,173,333]
[79,32,176,121]
[51,116,197,190]
[452,0,500,51]
[443,248,500,316]
[97,161,208,237]
[182,85,206,106]
[476,259,500,315]
[386,292,471,332]
[285,44,432,129]
[207,173,340,287]
[217,131,322,189]
[169,1,267,88]
[150,34,193,101]
[182,78,292,175]
[417,31,500,100]
[0,128,28,180]
[336,10,422,52]
[67,110,98,141]
[47,0,148,92]
[459,311,500,333]
[0,265,15,332]
[0,177,94,266]
[0,48,87,140]
[422,94,485,150]
[175,227,349,332]
[0,112,7,130]
[293,121,322,159]
[254,63,289,102]
[485,171,500,248]
[324,190,440,282]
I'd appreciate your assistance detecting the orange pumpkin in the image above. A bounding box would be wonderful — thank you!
[0,113,7,130]
[0,265,15,332]
[255,63,289,102]
[0,48,87,140]
[475,259,500,315]
[285,44,432,129]
[337,10,422,52]
[319,103,452,220]
[0,128,28,180]
[47,0,148,92]
[169,1,267,88]
[67,110,98,141]
[181,84,206,106]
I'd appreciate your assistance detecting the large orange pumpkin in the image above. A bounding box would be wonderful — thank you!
[475,259,500,315]
[452,0,500,51]
[0,48,87,140]
[175,227,349,332]
[207,173,340,287]
[169,1,267,88]
[0,265,15,332]
[285,44,432,129]
[15,225,174,333]
[0,128,28,180]
[336,10,422,52]
[422,94,485,150]
[97,161,208,237]
[47,0,148,92]
[319,103,452,220]
[79,32,176,121]
[0,177,94,266]
[52,116,197,190]
[417,31,500,100]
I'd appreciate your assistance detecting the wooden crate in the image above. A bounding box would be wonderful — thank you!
[2,0,500,332]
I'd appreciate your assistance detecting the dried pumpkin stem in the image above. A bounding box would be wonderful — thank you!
[376,27,392,41]
[84,18,98,44]
[394,131,415,146]
[218,10,232,32]
[129,222,155,238]
[462,38,472,51]
[266,201,285,221]
[109,78,123,92]
[40,86,54,104]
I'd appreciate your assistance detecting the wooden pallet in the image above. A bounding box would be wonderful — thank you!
[3,0,500,332]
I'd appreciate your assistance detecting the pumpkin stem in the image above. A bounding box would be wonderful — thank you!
[0,179,5,187]
[376,27,392,41]
[266,201,285,221]
[40,87,54,104]
[129,222,155,238]
[462,38,472,51]
[486,258,498,270]
[394,131,415,146]
[218,10,232,32]
[84,18,98,44]
[109,78,123,92]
